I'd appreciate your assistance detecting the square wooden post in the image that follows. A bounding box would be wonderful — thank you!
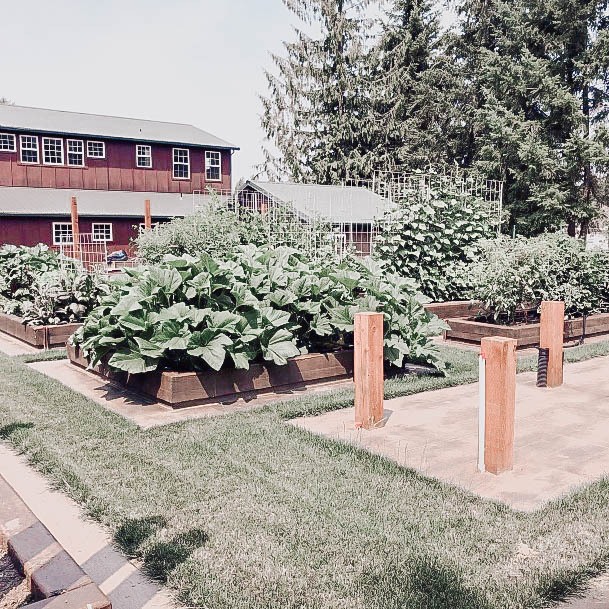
[540,300,565,388]
[70,196,80,259]
[481,336,516,475]
[354,312,384,429]
[144,199,152,230]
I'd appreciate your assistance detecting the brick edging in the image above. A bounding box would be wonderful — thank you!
[0,474,111,608]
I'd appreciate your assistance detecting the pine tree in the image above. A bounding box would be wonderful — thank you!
[259,0,373,183]
[367,0,460,171]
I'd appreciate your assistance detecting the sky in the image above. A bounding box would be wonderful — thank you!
[1,0,456,183]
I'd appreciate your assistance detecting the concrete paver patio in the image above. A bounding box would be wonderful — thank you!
[291,356,609,511]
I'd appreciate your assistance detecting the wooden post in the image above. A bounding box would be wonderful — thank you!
[144,199,152,230]
[481,336,516,475]
[354,312,384,429]
[540,300,565,388]
[70,196,80,258]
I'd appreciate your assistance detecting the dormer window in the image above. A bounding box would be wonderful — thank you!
[136,144,152,168]
[42,137,64,165]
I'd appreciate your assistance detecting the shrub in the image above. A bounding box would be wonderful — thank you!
[373,185,495,301]
[73,245,447,374]
[135,200,335,263]
[468,234,609,323]
[0,244,106,325]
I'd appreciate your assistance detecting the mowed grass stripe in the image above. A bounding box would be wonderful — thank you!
[1,343,609,607]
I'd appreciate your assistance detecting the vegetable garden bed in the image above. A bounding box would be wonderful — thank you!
[0,312,81,349]
[444,312,609,348]
[424,301,483,320]
[67,343,354,407]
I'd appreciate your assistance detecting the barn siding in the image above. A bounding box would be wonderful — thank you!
[0,135,232,193]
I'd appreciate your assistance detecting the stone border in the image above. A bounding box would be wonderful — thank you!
[444,313,609,348]
[0,313,81,349]
[67,344,355,408]
[0,474,111,608]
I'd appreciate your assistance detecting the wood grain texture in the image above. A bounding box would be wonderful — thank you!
[354,312,384,429]
[540,300,565,388]
[481,336,516,475]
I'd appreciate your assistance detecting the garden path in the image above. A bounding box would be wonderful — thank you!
[0,445,178,609]
[291,356,609,512]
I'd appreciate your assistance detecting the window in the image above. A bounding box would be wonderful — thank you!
[136,144,152,168]
[87,141,105,158]
[92,223,113,242]
[138,222,158,234]
[67,140,84,166]
[172,148,190,179]
[205,151,221,181]
[42,137,64,165]
[52,222,73,245]
[0,133,16,152]
[20,135,39,164]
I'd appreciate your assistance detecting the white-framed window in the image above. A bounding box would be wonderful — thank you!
[136,144,152,168]
[87,141,105,158]
[20,135,39,164]
[92,222,113,242]
[205,150,221,181]
[52,222,73,245]
[67,139,84,166]
[172,148,190,179]
[42,137,64,165]
[138,222,159,234]
[0,133,16,152]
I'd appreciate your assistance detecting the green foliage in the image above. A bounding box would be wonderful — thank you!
[0,244,105,325]
[373,185,494,301]
[469,234,609,322]
[135,201,335,263]
[73,245,446,374]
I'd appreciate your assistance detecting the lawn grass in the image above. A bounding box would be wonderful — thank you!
[1,344,609,607]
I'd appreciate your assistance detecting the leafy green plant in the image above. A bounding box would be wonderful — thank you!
[73,246,447,374]
[0,244,106,325]
[468,234,609,323]
[373,185,495,301]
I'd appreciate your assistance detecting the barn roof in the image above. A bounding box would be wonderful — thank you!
[239,181,389,223]
[0,186,207,218]
[0,105,239,150]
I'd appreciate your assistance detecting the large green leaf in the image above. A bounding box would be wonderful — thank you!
[108,351,158,374]
[261,328,300,365]
[187,330,232,371]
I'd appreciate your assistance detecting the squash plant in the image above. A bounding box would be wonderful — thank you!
[73,245,447,374]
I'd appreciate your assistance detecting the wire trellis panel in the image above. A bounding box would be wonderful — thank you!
[54,233,108,274]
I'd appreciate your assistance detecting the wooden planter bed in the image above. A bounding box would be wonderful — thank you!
[67,343,355,408]
[424,300,483,320]
[444,312,609,348]
[0,312,81,349]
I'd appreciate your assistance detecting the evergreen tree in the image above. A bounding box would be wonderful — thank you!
[367,0,461,171]
[450,0,609,234]
[260,0,373,183]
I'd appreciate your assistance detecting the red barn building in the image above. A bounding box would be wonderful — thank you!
[0,104,238,250]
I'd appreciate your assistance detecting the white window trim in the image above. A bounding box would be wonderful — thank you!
[66,139,85,167]
[138,222,159,234]
[172,147,190,180]
[87,141,106,159]
[136,144,152,169]
[42,137,64,166]
[0,133,16,152]
[20,135,39,164]
[205,150,222,182]
[92,222,113,242]
[52,222,73,246]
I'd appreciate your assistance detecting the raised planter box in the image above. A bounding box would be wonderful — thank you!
[424,301,483,320]
[444,313,609,348]
[0,312,81,349]
[67,343,354,408]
